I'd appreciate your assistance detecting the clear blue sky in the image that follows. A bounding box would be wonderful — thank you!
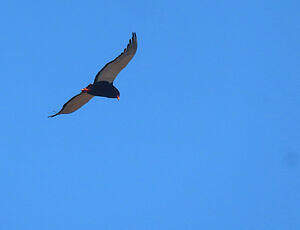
[1,0,299,229]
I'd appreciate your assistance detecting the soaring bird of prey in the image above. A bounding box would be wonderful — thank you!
[49,32,137,118]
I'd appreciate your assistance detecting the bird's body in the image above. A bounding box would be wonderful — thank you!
[49,33,137,118]
[84,81,120,98]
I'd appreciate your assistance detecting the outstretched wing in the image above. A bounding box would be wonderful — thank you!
[49,93,94,117]
[93,32,137,84]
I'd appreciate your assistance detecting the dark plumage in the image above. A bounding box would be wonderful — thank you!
[49,33,137,118]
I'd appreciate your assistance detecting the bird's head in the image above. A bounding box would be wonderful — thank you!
[115,89,120,101]
[110,84,120,100]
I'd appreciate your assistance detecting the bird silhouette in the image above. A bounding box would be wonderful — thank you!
[49,32,137,118]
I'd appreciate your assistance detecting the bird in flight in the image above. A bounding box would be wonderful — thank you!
[49,32,137,118]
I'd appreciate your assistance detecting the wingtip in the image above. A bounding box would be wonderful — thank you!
[131,32,137,44]
[48,112,60,118]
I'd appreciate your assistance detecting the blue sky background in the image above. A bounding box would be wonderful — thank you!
[0,0,299,229]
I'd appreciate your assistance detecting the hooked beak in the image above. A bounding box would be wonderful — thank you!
[117,95,120,100]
